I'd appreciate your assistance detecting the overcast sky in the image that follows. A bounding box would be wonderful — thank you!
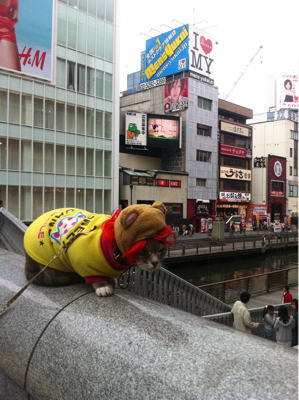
[119,0,298,114]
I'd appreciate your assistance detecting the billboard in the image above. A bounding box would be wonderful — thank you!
[147,114,181,148]
[281,74,299,109]
[220,121,250,137]
[220,167,251,181]
[164,78,188,113]
[143,25,189,83]
[220,144,246,158]
[125,113,147,146]
[219,191,251,203]
[188,25,215,85]
[0,0,53,80]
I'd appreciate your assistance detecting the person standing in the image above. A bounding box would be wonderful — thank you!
[188,223,194,237]
[231,292,260,334]
[281,285,293,304]
[274,305,295,347]
[182,223,187,237]
[262,305,275,340]
[291,299,298,347]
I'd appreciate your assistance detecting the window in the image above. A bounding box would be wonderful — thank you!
[106,0,114,23]
[290,148,293,157]
[66,146,75,174]
[56,145,65,174]
[79,0,87,11]
[21,94,32,125]
[21,186,31,220]
[222,157,246,169]
[95,189,103,213]
[197,124,211,137]
[290,166,293,176]
[0,138,7,169]
[9,139,19,170]
[96,19,105,58]
[87,67,95,95]
[104,112,112,138]
[87,15,96,55]
[96,111,103,137]
[67,104,75,133]
[33,187,42,219]
[197,150,211,163]
[196,178,206,187]
[56,102,65,131]
[96,150,102,176]
[105,73,113,100]
[33,142,43,172]
[77,147,85,175]
[45,100,54,129]
[57,59,66,89]
[291,130,298,140]
[289,185,298,197]
[21,140,31,171]
[9,92,20,124]
[34,97,43,127]
[223,180,247,191]
[0,90,7,121]
[97,0,105,19]
[67,61,76,91]
[76,188,84,209]
[77,106,85,134]
[88,0,96,15]
[66,188,74,206]
[77,64,85,93]
[67,7,77,49]
[96,70,104,97]
[105,23,113,61]
[44,187,54,213]
[197,96,212,111]
[57,3,67,46]
[78,11,87,52]
[86,148,94,175]
[86,109,94,135]
[45,143,54,173]
[104,151,111,177]
[56,188,65,209]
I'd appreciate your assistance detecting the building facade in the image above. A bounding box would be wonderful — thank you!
[0,0,119,222]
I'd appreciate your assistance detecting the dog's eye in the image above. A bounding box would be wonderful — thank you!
[158,248,165,253]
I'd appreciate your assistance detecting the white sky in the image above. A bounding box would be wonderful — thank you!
[119,0,299,114]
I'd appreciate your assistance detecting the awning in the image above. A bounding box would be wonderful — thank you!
[123,171,153,177]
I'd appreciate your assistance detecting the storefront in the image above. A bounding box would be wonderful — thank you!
[191,200,215,233]
[267,156,287,222]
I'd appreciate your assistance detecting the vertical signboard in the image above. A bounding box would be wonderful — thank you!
[164,77,188,113]
[125,113,147,146]
[281,74,299,109]
[0,0,53,80]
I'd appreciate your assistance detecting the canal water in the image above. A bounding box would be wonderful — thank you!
[167,249,298,288]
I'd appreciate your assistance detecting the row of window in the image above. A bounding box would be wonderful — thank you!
[289,185,298,197]
[0,185,111,220]
[58,3,113,60]
[197,96,212,111]
[0,90,112,137]
[223,134,247,149]
[222,157,247,169]
[0,138,111,177]
[57,59,112,99]
[196,150,211,163]
[197,123,211,137]
[59,0,114,23]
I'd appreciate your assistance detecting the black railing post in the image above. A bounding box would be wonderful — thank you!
[245,278,249,293]
[221,283,225,302]
[168,246,170,257]
[284,270,288,286]
[209,242,212,253]
[182,244,185,255]
[266,274,270,293]
[233,241,235,251]
[254,239,256,248]
[243,238,245,249]
[196,243,199,254]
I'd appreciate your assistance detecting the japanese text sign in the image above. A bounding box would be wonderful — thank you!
[220,167,251,181]
[220,144,246,158]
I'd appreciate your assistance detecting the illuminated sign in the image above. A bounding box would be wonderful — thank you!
[270,180,284,197]
[254,157,267,168]
[220,144,246,158]
[164,78,188,113]
[170,180,181,188]
[157,179,169,187]
[281,74,299,109]
[125,113,147,146]
[220,167,251,181]
[147,114,181,148]
[220,121,250,137]
[219,191,251,203]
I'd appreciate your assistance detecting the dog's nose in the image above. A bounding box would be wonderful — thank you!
[152,261,158,268]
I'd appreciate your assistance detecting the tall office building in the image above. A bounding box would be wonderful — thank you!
[0,0,119,222]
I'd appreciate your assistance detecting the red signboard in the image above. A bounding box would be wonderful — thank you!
[271,191,284,196]
[220,144,246,158]
[170,180,181,188]
[157,179,169,187]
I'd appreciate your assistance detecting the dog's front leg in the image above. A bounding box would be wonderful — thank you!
[92,280,115,297]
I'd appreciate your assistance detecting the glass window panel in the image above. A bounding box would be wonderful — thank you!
[97,0,105,19]
[44,187,54,213]
[57,59,66,89]
[0,185,6,208]
[67,7,77,49]
[104,190,111,214]
[66,188,74,207]
[105,72,112,100]
[106,0,114,22]
[66,146,75,174]
[76,147,85,174]
[9,92,20,123]
[104,151,111,177]
[56,187,65,209]
[86,148,94,175]
[56,145,65,173]
[33,187,42,219]
[77,64,85,93]
[60,0,67,3]
[86,189,93,211]
[21,186,31,220]
[77,106,85,134]
[87,15,96,55]
[104,112,112,139]
[96,19,105,58]
[56,102,65,131]
[67,61,76,90]
[86,108,94,135]
[95,189,102,213]
[88,0,96,15]
[67,104,75,132]
[0,90,7,121]
[57,3,67,46]
[87,67,95,95]
[95,150,102,176]
[45,100,54,129]
[105,23,113,61]
[45,143,54,173]
[76,188,84,209]
[8,186,19,218]
[96,69,103,97]
[21,140,32,171]
[21,94,32,125]
[34,97,43,128]
[69,0,77,7]
[79,0,87,11]
[33,142,43,172]
[8,139,19,170]
[0,138,7,169]
[78,11,87,52]
[96,111,103,137]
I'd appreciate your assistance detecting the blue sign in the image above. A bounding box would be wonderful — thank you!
[142,25,189,83]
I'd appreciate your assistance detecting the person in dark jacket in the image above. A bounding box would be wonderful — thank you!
[291,299,298,347]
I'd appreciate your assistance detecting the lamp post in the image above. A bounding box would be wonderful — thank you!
[130,184,133,205]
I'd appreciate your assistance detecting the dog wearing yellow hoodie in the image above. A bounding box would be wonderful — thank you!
[24,202,174,296]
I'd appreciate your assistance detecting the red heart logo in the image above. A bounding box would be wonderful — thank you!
[200,37,213,55]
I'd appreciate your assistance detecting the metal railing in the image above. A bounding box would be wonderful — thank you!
[198,266,298,303]
[118,266,232,317]
[0,209,27,255]
[203,303,295,339]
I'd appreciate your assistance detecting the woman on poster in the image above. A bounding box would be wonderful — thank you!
[0,0,21,71]
[164,79,188,108]
[284,79,295,103]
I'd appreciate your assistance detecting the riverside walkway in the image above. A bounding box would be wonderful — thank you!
[246,285,299,309]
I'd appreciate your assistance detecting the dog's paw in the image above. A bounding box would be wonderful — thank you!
[95,285,114,297]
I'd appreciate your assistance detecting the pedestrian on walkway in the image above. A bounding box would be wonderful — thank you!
[189,223,194,237]
[231,292,260,334]
[182,223,187,237]
[281,285,293,304]
[291,299,298,347]
[178,223,183,237]
[262,305,275,340]
[274,305,295,347]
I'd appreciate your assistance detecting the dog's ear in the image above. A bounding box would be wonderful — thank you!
[126,213,138,227]
[151,201,166,215]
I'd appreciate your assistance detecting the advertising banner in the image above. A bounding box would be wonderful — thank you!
[164,78,188,113]
[270,180,284,197]
[281,74,299,109]
[220,121,250,137]
[201,218,208,233]
[220,144,246,158]
[252,205,267,216]
[254,157,267,168]
[143,25,189,83]
[125,113,147,146]
[147,114,180,148]
[274,225,282,233]
[219,191,251,203]
[267,213,271,225]
[220,167,251,181]
[0,0,53,80]
[188,25,214,85]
